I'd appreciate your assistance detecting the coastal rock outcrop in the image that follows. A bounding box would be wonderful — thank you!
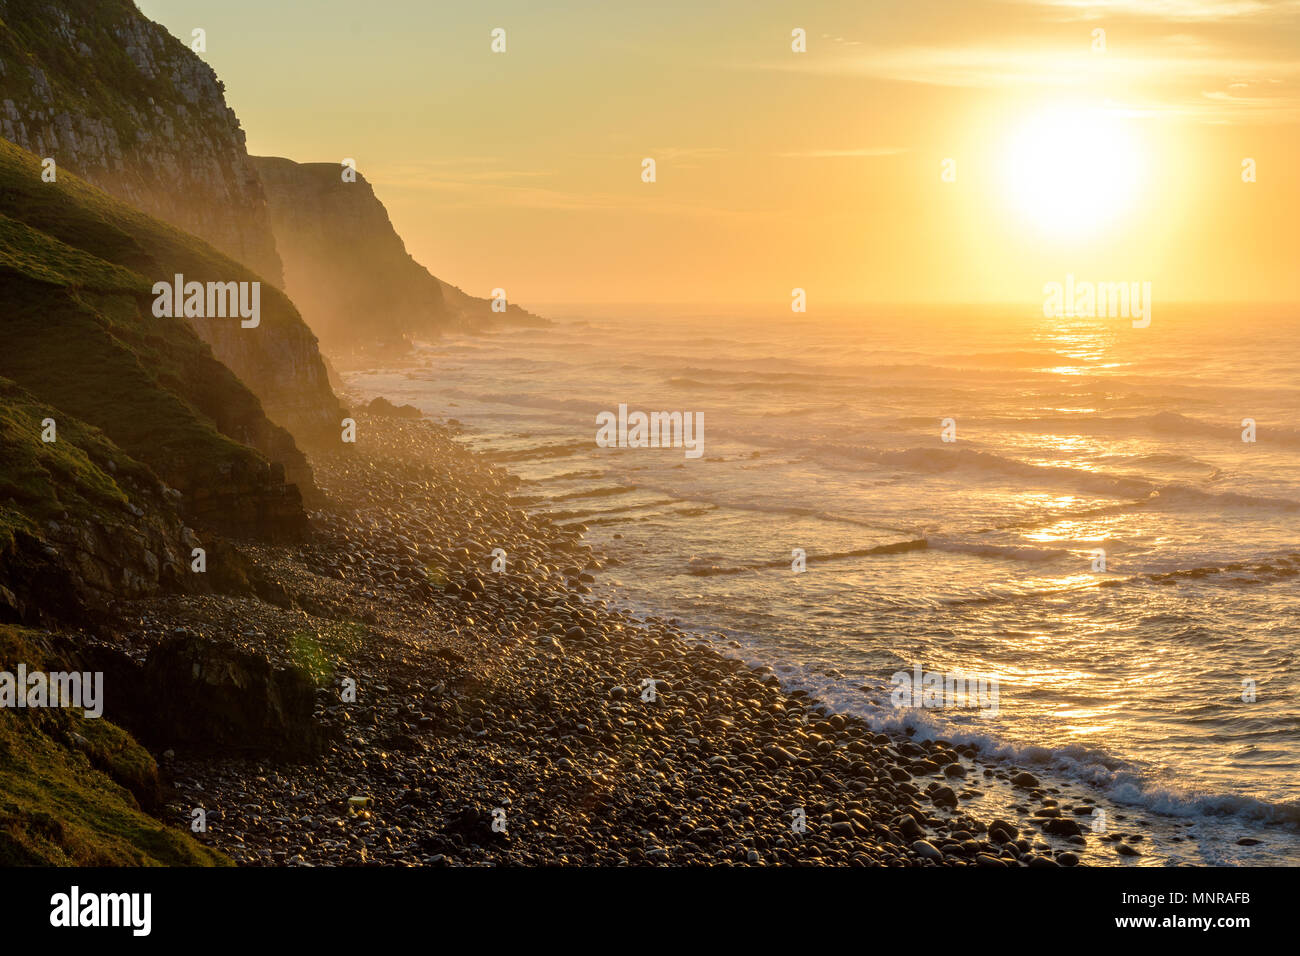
[252,156,544,356]
[138,634,320,757]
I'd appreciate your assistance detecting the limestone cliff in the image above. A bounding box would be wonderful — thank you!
[0,0,282,282]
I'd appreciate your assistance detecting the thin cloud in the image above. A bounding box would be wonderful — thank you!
[1025,0,1300,21]
[755,42,1300,120]
[374,159,554,183]
[373,176,753,220]
[776,147,910,158]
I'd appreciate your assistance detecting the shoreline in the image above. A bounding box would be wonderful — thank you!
[118,405,1168,867]
[342,339,1300,866]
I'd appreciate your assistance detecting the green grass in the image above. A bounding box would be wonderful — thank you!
[0,270,263,487]
[0,376,151,554]
[289,621,366,687]
[0,134,324,340]
[0,137,314,496]
[0,626,230,866]
[0,212,145,289]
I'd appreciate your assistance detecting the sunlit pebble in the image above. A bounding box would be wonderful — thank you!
[153,416,1093,866]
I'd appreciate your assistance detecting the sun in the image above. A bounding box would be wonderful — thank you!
[1000,105,1145,240]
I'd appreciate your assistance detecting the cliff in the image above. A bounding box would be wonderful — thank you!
[0,376,196,622]
[253,155,545,357]
[0,0,282,282]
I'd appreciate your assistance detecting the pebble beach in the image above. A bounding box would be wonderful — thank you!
[103,408,1174,866]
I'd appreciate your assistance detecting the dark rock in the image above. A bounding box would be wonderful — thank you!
[366,397,423,419]
[912,840,944,862]
[1041,817,1084,837]
[132,634,320,756]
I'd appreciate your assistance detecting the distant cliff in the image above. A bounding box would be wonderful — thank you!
[253,156,545,357]
[0,0,283,282]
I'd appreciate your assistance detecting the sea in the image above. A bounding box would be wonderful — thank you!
[346,304,1300,865]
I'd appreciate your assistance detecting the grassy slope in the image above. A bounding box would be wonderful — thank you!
[0,137,300,332]
[0,138,312,498]
[0,136,339,441]
[0,626,229,866]
[0,375,154,556]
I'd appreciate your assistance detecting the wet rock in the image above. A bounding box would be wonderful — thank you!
[912,840,943,862]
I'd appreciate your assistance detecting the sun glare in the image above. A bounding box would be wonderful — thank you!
[1001,106,1145,240]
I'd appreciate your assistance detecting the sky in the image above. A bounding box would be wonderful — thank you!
[137,0,1300,310]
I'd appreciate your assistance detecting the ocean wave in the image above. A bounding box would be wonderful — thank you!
[927,539,1074,563]
[519,469,607,483]
[1143,552,1300,584]
[763,665,1300,829]
[667,369,837,393]
[807,442,1300,513]
[935,551,1300,606]
[547,484,639,501]
[1146,485,1300,513]
[963,410,1300,447]
[666,376,799,392]
[685,539,927,576]
[766,403,852,417]
[483,439,593,462]
[933,350,1072,368]
[885,709,1300,827]
[541,498,682,521]
[810,442,1158,497]
[432,389,605,415]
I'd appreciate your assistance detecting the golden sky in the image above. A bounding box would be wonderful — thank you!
[138,0,1300,309]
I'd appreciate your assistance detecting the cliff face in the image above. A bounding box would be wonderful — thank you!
[252,156,545,357]
[0,0,282,282]
[251,156,440,355]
